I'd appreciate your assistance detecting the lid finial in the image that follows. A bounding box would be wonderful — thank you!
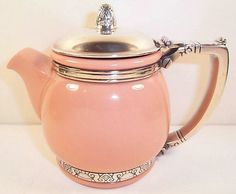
[96,4,116,35]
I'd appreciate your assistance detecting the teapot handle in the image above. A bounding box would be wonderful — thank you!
[158,38,229,153]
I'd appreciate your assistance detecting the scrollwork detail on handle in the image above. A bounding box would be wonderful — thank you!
[156,37,229,155]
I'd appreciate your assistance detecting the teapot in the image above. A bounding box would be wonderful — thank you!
[8,4,229,188]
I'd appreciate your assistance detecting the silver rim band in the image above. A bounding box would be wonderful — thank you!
[53,61,160,83]
[59,160,153,183]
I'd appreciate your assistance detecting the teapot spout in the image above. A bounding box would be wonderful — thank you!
[7,48,52,119]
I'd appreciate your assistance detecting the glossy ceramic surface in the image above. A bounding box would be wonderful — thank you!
[41,69,170,172]
[7,48,52,118]
[8,48,170,188]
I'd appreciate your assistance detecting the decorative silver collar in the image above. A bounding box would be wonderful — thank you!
[53,61,160,83]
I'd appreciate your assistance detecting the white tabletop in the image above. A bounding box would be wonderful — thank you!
[0,125,235,194]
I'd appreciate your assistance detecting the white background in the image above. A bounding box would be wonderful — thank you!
[0,0,235,125]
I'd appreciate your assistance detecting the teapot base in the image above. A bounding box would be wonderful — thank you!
[57,158,154,189]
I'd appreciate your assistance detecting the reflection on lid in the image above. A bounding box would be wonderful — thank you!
[73,41,137,53]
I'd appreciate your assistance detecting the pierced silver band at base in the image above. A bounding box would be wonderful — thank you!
[59,160,153,183]
[53,61,160,83]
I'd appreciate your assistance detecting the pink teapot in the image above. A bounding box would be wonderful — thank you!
[8,4,229,188]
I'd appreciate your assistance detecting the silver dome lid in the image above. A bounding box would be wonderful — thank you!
[52,4,160,59]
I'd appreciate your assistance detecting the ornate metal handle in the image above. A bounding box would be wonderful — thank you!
[157,37,229,154]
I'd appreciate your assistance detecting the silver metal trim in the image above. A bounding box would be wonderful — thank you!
[53,61,160,83]
[52,4,161,59]
[96,4,116,35]
[156,37,229,153]
[59,159,153,183]
[52,33,160,59]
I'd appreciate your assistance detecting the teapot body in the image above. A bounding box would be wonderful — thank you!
[41,57,170,188]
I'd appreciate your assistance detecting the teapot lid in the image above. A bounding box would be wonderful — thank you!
[52,4,160,59]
